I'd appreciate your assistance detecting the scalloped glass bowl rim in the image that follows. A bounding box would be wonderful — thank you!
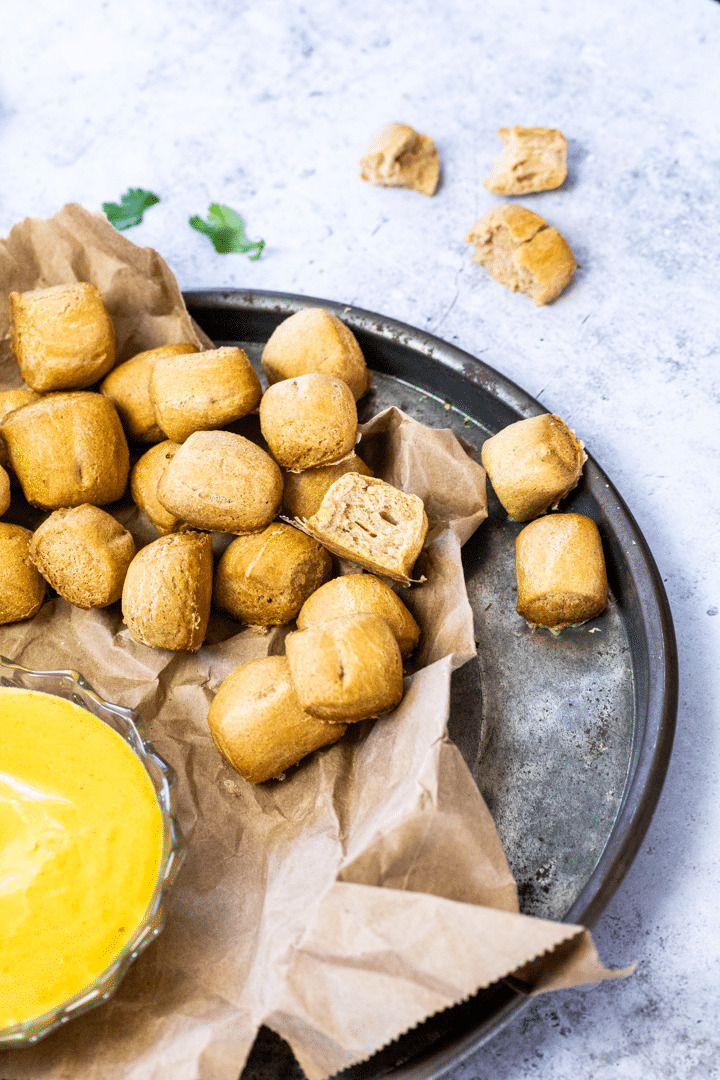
[0,655,184,1048]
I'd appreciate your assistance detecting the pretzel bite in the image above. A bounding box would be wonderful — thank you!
[359,122,440,196]
[282,452,373,520]
[0,392,129,510]
[10,282,115,390]
[29,505,135,609]
[0,465,9,517]
[0,389,42,469]
[285,613,404,722]
[483,127,567,195]
[259,373,357,471]
[122,531,213,650]
[130,441,183,534]
[296,573,420,658]
[0,523,46,625]
[101,342,198,443]
[481,413,586,521]
[214,522,332,626]
[261,308,371,401]
[157,430,283,533]
[300,472,428,584]
[515,513,608,629]
[150,346,262,443]
[208,655,347,784]
[465,204,576,305]
[0,389,41,423]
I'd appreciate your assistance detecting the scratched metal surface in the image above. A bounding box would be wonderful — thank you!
[184,290,675,1080]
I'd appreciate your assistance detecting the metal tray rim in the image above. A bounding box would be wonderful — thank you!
[183,287,678,1080]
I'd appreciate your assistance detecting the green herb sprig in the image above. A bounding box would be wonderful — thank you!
[189,203,265,259]
[102,188,160,230]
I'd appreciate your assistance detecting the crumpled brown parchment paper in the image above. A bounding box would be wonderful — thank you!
[0,206,630,1080]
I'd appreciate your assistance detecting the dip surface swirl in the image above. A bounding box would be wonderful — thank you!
[0,688,164,1029]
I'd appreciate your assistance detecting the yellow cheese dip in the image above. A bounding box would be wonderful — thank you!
[0,688,164,1029]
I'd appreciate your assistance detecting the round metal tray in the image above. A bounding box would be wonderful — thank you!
[184,289,678,1080]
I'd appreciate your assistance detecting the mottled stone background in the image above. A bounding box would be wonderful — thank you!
[1,0,719,1076]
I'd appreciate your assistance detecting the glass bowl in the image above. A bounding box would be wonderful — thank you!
[0,655,184,1048]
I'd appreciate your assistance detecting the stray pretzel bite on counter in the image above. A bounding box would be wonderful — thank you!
[465,203,576,305]
[296,573,420,659]
[360,123,440,196]
[130,441,184,534]
[261,308,371,402]
[259,373,357,472]
[101,342,199,444]
[0,523,46,625]
[208,656,347,785]
[484,127,568,195]
[0,392,129,510]
[150,346,262,443]
[122,531,213,650]
[213,522,332,627]
[10,282,115,391]
[481,414,587,522]
[286,613,404,723]
[299,472,428,584]
[515,513,608,630]
[157,430,283,533]
[29,505,135,609]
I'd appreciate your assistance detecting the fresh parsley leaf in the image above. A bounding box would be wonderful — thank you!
[189,203,265,259]
[102,188,160,230]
